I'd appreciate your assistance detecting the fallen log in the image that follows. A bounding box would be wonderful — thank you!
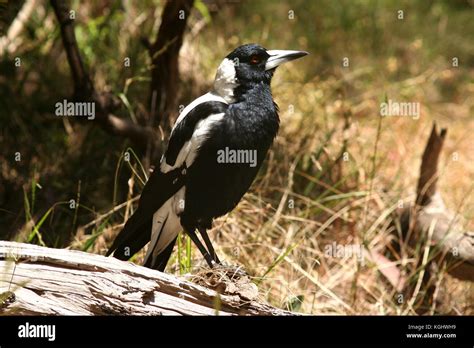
[0,241,293,315]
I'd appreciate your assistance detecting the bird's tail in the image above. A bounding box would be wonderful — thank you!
[106,164,186,264]
[144,236,178,271]
[143,199,182,271]
[105,210,151,260]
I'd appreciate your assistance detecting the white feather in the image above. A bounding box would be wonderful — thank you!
[160,112,225,173]
[174,92,228,127]
[213,58,238,103]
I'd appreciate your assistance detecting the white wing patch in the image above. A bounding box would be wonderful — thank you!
[160,112,225,173]
[160,92,227,174]
[174,92,228,127]
[159,68,237,174]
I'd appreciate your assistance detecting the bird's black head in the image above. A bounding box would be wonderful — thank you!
[226,44,272,83]
[213,43,308,102]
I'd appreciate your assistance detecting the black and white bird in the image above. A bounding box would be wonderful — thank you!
[107,44,308,271]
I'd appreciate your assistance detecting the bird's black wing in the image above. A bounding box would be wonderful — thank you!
[165,101,229,166]
[106,100,228,261]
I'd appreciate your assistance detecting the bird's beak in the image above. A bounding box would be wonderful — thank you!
[265,50,309,71]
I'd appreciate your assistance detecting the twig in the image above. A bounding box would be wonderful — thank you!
[0,0,39,56]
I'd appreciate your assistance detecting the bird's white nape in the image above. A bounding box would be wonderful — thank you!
[213,58,239,103]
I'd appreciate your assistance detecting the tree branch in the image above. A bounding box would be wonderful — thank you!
[149,0,194,128]
[50,0,156,149]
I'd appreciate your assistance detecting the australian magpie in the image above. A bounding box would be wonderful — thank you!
[106,44,308,271]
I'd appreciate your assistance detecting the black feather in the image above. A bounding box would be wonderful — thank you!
[144,236,178,271]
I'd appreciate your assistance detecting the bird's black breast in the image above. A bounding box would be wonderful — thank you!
[181,84,279,229]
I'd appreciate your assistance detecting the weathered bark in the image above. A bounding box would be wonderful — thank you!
[0,241,293,316]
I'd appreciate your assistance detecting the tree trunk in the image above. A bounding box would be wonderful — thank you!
[0,241,293,316]
[149,0,194,129]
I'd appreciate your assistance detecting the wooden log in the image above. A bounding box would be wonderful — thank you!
[0,241,293,316]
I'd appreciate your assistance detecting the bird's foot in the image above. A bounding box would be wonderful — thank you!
[191,263,259,301]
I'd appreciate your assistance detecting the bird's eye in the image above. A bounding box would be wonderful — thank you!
[249,55,261,65]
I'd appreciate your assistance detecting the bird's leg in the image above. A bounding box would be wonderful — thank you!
[198,227,221,265]
[183,228,216,268]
